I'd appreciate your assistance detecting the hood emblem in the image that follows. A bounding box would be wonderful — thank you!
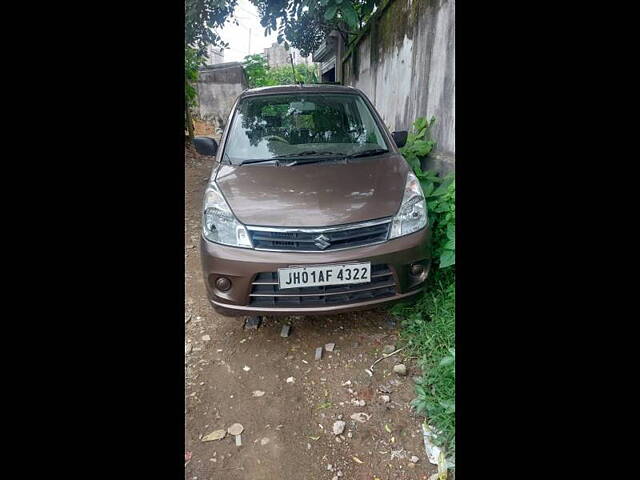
[314,234,331,250]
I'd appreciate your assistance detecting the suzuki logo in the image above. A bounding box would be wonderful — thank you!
[314,234,331,250]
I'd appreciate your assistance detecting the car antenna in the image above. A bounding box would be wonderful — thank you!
[289,52,302,86]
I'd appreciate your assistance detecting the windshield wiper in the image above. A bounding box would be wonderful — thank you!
[273,151,341,158]
[237,149,387,166]
[237,151,342,166]
[237,158,281,166]
[345,148,389,159]
[283,157,347,167]
[274,150,345,167]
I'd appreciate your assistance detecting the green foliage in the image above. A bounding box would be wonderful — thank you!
[424,176,455,268]
[272,63,319,85]
[185,46,204,108]
[250,0,380,57]
[400,117,455,268]
[243,54,270,89]
[391,115,456,457]
[243,55,319,88]
[399,116,436,171]
[318,0,377,29]
[185,0,237,137]
[185,0,237,55]
[391,270,456,453]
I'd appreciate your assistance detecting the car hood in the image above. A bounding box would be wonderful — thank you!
[215,153,409,227]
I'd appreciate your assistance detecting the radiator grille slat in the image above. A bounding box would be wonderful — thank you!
[247,219,391,252]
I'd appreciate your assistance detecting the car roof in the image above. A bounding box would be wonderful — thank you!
[238,84,362,98]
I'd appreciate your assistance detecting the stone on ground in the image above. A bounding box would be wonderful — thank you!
[227,423,244,435]
[382,344,396,354]
[280,324,291,337]
[332,420,346,435]
[244,316,262,330]
[393,364,407,376]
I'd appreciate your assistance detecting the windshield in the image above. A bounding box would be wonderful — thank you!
[223,93,389,165]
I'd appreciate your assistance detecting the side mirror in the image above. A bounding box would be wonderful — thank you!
[192,136,219,156]
[392,131,408,148]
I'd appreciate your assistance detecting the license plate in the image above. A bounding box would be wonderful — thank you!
[278,262,371,289]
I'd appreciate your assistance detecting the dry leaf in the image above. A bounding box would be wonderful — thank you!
[201,429,226,442]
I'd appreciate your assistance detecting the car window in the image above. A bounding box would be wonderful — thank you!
[223,93,389,164]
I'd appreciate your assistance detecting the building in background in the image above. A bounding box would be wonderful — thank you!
[263,42,311,68]
[204,46,225,66]
[312,31,344,83]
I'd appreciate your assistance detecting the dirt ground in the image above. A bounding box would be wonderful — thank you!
[193,118,217,137]
[185,145,436,480]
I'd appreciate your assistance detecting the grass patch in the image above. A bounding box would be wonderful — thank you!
[391,267,456,455]
[393,116,455,456]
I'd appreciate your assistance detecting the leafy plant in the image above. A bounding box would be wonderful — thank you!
[185,46,203,108]
[272,63,319,85]
[243,54,319,88]
[185,46,206,138]
[184,0,237,139]
[185,0,237,55]
[399,116,436,171]
[243,54,270,88]
[391,115,456,457]
[400,117,455,268]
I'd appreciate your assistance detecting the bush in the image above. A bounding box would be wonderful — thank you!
[400,117,455,268]
[394,116,456,457]
[243,54,319,88]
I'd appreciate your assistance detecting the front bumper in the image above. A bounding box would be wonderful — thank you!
[200,227,431,316]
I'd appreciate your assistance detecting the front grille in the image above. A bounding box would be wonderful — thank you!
[246,219,391,252]
[248,264,397,308]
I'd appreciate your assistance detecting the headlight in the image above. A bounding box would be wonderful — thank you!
[202,182,252,248]
[389,172,428,239]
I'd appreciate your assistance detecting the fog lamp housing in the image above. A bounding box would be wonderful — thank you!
[215,277,232,292]
[410,264,425,276]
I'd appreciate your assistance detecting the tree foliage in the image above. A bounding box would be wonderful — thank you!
[243,54,318,88]
[243,54,270,88]
[250,0,380,57]
[185,0,238,55]
[185,46,203,108]
[184,0,238,138]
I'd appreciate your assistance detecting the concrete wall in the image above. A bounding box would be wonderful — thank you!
[196,62,248,130]
[342,0,455,173]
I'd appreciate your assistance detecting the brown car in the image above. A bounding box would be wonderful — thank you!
[197,84,431,317]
